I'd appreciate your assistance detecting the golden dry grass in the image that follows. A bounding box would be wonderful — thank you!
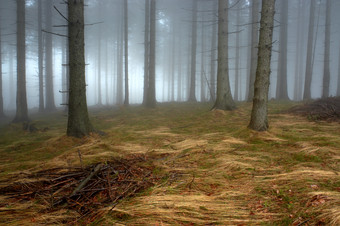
[0,102,339,225]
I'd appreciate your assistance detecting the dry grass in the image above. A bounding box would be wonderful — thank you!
[0,102,339,225]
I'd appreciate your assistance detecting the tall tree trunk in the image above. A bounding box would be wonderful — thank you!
[124,0,129,106]
[212,0,235,111]
[188,0,197,102]
[116,19,124,105]
[294,0,303,101]
[210,2,217,102]
[322,0,331,99]
[38,0,44,112]
[0,18,3,117]
[177,32,182,102]
[200,14,206,102]
[97,30,102,106]
[45,0,56,111]
[145,0,156,108]
[337,46,340,96]
[247,0,260,102]
[67,0,93,137]
[105,38,109,105]
[13,0,28,122]
[303,0,315,100]
[234,2,241,101]
[142,0,150,105]
[248,0,276,131]
[276,0,289,100]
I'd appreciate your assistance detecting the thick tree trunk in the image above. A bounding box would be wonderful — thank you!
[67,0,93,137]
[13,0,29,122]
[276,0,289,100]
[124,0,129,106]
[188,0,197,102]
[38,0,44,112]
[303,0,315,100]
[145,0,156,108]
[322,0,331,99]
[142,0,150,105]
[248,0,275,131]
[45,0,56,111]
[212,0,235,111]
[247,0,260,102]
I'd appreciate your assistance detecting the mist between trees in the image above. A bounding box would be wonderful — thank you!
[0,0,339,127]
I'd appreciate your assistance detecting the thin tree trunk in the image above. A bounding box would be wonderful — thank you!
[294,0,303,101]
[0,19,3,117]
[124,0,129,106]
[200,14,206,102]
[247,0,260,102]
[337,46,340,96]
[322,0,331,99]
[303,0,315,100]
[248,0,276,131]
[45,0,56,111]
[67,0,93,137]
[116,18,124,105]
[97,30,102,106]
[234,2,241,101]
[142,0,150,105]
[210,2,217,102]
[13,0,28,122]
[38,0,44,112]
[188,0,197,102]
[276,0,289,100]
[212,0,235,111]
[145,0,156,108]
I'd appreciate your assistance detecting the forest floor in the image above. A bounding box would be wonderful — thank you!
[0,101,339,225]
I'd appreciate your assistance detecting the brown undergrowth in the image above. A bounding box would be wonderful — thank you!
[0,102,339,225]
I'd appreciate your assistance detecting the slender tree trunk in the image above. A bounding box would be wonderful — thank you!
[0,20,3,117]
[116,19,124,105]
[142,0,150,105]
[97,30,102,106]
[247,0,260,102]
[210,2,217,102]
[105,38,109,105]
[177,32,182,102]
[124,0,129,106]
[45,0,56,111]
[67,0,93,137]
[38,0,44,112]
[248,0,276,131]
[337,46,340,96]
[276,0,289,100]
[188,0,197,102]
[303,0,315,100]
[212,0,235,110]
[234,2,241,101]
[13,0,28,122]
[200,15,206,102]
[145,0,156,108]
[322,0,331,99]
[294,0,303,101]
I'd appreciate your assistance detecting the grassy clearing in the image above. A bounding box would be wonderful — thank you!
[0,101,339,225]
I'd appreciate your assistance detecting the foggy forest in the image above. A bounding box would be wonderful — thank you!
[0,0,340,225]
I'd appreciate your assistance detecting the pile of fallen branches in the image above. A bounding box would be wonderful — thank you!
[288,97,340,122]
[0,156,157,224]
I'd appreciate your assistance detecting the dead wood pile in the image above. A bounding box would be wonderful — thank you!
[288,97,340,122]
[0,155,157,224]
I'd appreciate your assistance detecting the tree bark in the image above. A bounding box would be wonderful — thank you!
[276,0,289,100]
[303,0,315,100]
[145,0,156,108]
[188,0,197,102]
[67,0,93,137]
[248,0,276,131]
[124,0,129,106]
[142,0,150,106]
[13,0,29,123]
[38,0,44,112]
[212,0,235,111]
[45,0,56,111]
[247,0,260,102]
[322,0,331,99]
